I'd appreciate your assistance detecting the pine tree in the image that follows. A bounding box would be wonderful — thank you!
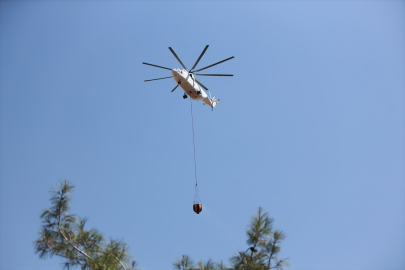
[262,230,288,269]
[196,259,215,270]
[173,255,195,270]
[230,207,289,270]
[34,180,138,270]
[173,208,289,270]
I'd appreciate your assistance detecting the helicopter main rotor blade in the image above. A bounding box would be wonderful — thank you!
[144,76,173,82]
[142,62,172,70]
[168,47,187,70]
[190,45,209,72]
[171,85,179,92]
[194,56,234,72]
[195,79,208,91]
[195,74,233,76]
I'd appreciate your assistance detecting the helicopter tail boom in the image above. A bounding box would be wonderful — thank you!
[203,97,220,109]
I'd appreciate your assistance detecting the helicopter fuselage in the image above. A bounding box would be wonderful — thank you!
[171,68,219,108]
[172,69,207,100]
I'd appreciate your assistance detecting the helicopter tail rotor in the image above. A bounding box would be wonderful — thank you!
[211,97,220,109]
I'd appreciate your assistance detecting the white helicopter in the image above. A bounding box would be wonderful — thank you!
[143,45,234,109]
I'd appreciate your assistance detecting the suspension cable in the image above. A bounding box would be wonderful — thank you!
[190,98,198,186]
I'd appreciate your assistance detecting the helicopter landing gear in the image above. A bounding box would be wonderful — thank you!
[197,91,201,95]
[183,94,188,99]
[178,81,181,85]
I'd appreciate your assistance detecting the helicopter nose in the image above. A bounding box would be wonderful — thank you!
[172,69,178,76]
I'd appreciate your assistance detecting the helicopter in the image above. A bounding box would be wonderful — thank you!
[143,45,234,109]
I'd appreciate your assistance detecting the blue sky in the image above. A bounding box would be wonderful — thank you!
[0,1,404,270]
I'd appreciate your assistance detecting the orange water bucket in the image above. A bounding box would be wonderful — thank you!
[193,203,202,214]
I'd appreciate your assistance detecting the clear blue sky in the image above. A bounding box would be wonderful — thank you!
[1,1,404,270]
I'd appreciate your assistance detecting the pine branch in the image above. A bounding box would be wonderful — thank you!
[56,201,92,261]
[45,240,71,260]
[36,181,134,270]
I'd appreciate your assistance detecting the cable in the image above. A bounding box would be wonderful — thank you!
[190,98,198,186]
